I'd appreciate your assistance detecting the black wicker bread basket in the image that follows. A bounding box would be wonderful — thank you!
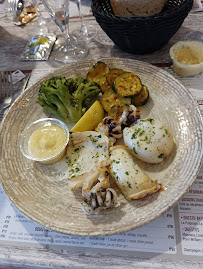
[91,0,193,54]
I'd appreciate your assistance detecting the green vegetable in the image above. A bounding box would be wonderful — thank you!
[86,61,110,93]
[113,72,142,97]
[106,68,124,86]
[132,85,149,106]
[38,76,101,122]
[86,61,109,85]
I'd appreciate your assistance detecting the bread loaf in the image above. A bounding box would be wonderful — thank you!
[110,0,166,17]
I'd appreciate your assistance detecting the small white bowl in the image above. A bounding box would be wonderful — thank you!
[19,118,69,164]
[169,41,203,76]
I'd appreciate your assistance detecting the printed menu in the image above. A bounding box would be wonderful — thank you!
[0,186,176,254]
[179,167,203,256]
[0,67,203,260]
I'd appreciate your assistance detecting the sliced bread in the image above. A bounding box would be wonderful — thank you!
[110,0,166,17]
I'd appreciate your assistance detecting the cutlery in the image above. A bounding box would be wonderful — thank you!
[11,73,31,104]
[0,72,31,121]
[0,71,14,115]
[8,0,24,24]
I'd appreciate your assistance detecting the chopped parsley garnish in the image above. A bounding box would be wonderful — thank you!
[113,171,119,181]
[133,147,137,154]
[126,181,132,188]
[148,119,154,124]
[66,158,71,165]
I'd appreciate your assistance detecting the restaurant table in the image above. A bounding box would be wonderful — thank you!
[0,1,203,268]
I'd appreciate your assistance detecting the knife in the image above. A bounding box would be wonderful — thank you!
[11,73,31,104]
[0,73,31,122]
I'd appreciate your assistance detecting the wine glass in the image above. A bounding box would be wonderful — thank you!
[72,0,97,41]
[41,0,89,63]
[31,0,49,35]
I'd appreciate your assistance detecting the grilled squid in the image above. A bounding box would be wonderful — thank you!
[66,131,109,186]
[95,105,140,148]
[103,116,123,138]
[95,116,123,140]
[82,188,118,215]
[81,166,118,215]
[95,117,122,146]
[119,104,141,128]
[123,118,174,163]
[109,145,161,200]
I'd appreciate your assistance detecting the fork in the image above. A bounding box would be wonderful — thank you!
[0,71,14,115]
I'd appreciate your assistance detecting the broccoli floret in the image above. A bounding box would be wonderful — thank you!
[38,76,101,122]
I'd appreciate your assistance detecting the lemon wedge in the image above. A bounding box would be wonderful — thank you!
[71,100,104,132]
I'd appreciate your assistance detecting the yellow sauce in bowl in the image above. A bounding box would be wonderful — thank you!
[169,41,203,76]
[28,125,67,161]
[174,47,200,65]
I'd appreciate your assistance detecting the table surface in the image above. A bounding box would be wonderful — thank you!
[0,1,203,268]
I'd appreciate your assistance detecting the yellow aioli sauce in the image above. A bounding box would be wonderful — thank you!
[28,125,67,159]
[174,47,200,65]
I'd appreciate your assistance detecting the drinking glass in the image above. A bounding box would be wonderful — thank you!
[72,0,97,41]
[32,0,48,35]
[41,0,89,63]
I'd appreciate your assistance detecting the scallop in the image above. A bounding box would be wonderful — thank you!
[123,118,174,163]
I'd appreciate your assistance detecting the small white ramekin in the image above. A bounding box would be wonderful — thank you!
[19,118,69,164]
[169,41,203,76]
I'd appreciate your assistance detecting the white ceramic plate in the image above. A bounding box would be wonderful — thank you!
[0,58,203,236]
